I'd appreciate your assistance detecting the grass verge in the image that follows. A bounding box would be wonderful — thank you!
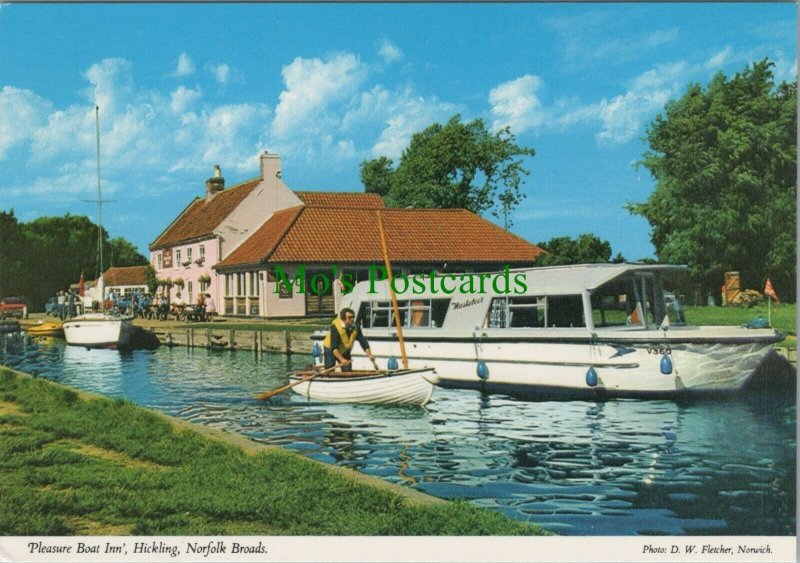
[683,303,796,349]
[0,367,548,536]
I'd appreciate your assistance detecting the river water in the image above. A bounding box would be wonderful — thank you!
[1,334,795,536]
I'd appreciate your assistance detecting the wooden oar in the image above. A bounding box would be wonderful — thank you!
[256,361,351,401]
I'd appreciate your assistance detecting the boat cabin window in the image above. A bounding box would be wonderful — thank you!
[486,295,585,329]
[591,274,662,327]
[357,298,450,329]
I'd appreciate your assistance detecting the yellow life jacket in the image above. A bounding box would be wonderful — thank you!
[322,317,358,354]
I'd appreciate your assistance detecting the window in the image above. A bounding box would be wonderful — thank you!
[187,247,193,264]
[249,272,260,296]
[225,274,233,297]
[176,250,181,265]
[487,295,584,329]
[187,281,193,304]
[200,279,209,293]
[237,273,245,297]
[358,299,450,329]
[199,245,205,260]
[157,253,162,270]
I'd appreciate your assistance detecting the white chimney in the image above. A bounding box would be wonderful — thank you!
[260,151,282,184]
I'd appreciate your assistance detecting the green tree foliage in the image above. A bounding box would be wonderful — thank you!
[360,115,535,226]
[0,213,147,309]
[108,237,148,267]
[536,233,625,266]
[628,59,796,301]
[0,211,25,298]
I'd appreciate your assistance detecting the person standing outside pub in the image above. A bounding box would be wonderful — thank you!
[323,307,375,372]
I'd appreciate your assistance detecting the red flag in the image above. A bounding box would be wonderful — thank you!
[78,272,85,297]
[764,278,780,304]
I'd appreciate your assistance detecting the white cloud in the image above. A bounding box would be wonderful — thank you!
[271,53,367,138]
[170,85,203,113]
[29,106,95,162]
[595,89,672,144]
[489,74,545,134]
[370,91,460,159]
[770,52,797,83]
[4,56,272,202]
[643,27,680,49]
[631,61,687,91]
[704,46,734,70]
[82,58,135,114]
[378,39,403,64]
[0,86,52,159]
[341,86,393,132]
[551,61,687,145]
[173,52,196,77]
[210,63,230,86]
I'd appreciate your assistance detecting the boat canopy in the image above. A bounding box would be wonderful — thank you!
[519,263,688,296]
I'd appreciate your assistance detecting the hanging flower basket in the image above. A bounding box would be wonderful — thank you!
[157,278,173,288]
[198,274,211,284]
[174,278,185,288]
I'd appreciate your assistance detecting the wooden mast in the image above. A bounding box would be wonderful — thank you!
[376,211,408,369]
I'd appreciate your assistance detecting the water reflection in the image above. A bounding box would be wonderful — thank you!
[0,335,794,536]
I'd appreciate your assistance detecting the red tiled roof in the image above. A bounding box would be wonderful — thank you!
[103,266,149,286]
[150,178,261,249]
[216,207,543,269]
[296,192,384,208]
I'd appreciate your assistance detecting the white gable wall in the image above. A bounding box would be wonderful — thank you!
[216,153,303,259]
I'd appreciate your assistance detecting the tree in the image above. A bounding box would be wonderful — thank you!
[108,237,148,267]
[628,59,796,301]
[0,210,25,298]
[0,213,147,309]
[361,115,535,226]
[535,234,624,266]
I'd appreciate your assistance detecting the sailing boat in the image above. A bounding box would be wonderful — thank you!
[63,106,133,349]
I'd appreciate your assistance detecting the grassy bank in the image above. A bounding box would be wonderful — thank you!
[683,303,796,349]
[0,367,546,536]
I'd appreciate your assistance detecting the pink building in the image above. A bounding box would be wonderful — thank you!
[151,152,544,318]
[149,152,292,306]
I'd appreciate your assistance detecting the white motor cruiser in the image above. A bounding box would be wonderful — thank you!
[312,264,784,398]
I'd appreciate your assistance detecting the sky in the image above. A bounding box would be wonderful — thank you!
[0,3,796,262]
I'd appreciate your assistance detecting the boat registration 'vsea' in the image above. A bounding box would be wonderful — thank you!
[311,264,784,398]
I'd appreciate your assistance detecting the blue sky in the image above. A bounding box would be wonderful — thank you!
[1,3,796,261]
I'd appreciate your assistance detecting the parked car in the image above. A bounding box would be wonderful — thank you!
[0,297,30,319]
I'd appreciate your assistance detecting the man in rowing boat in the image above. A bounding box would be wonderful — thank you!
[323,307,375,372]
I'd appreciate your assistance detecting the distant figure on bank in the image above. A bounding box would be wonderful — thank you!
[323,307,375,372]
[67,289,76,318]
[57,290,66,320]
[204,293,216,320]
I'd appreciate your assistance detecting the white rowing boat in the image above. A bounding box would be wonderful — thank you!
[289,368,440,406]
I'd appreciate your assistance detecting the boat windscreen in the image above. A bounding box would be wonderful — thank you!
[591,274,662,327]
